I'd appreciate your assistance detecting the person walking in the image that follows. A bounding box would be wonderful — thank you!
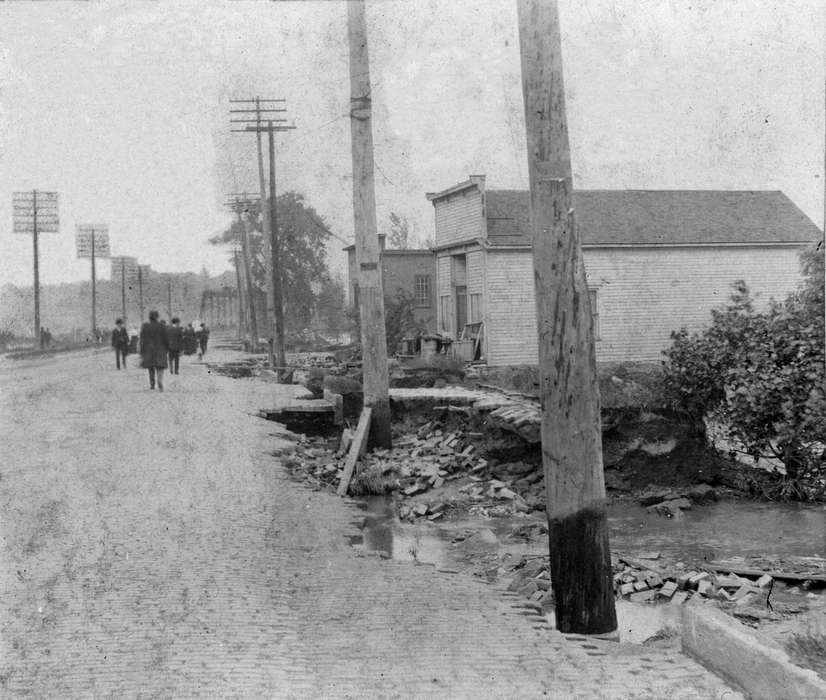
[166,317,183,375]
[197,322,210,360]
[182,323,197,356]
[111,318,130,370]
[139,310,168,391]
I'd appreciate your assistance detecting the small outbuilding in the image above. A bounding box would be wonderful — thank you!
[345,234,437,333]
[427,174,821,366]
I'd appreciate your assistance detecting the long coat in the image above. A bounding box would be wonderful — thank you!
[111,326,129,350]
[166,324,184,352]
[139,320,168,368]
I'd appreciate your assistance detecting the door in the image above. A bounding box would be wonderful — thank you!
[455,285,467,335]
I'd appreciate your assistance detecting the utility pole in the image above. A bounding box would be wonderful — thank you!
[111,256,137,326]
[230,97,295,375]
[166,275,173,318]
[256,98,275,368]
[76,224,111,338]
[233,246,246,340]
[91,234,96,335]
[517,0,616,635]
[225,194,260,352]
[137,264,151,322]
[347,0,392,448]
[13,190,59,347]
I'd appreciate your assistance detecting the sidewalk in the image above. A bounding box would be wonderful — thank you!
[0,349,741,698]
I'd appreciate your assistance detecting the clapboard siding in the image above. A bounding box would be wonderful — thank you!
[434,189,483,247]
[437,256,453,334]
[483,245,806,365]
[467,250,484,294]
[486,251,539,366]
[584,245,805,362]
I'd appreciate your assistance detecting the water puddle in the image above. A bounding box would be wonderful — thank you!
[352,494,825,644]
[608,500,826,562]
[355,496,825,568]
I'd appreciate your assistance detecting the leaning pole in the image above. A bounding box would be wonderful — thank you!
[517,0,617,634]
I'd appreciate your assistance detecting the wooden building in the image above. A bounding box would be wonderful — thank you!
[427,175,821,366]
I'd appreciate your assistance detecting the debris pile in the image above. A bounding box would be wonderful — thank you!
[280,418,550,520]
[505,555,555,612]
[613,553,775,607]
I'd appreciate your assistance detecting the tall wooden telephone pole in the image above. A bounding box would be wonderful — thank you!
[111,256,137,326]
[13,190,59,347]
[230,98,295,375]
[225,193,261,352]
[76,224,111,338]
[517,0,617,634]
[347,0,392,448]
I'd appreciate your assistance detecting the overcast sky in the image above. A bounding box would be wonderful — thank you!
[1,0,823,288]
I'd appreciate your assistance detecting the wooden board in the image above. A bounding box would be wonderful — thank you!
[708,561,826,583]
[337,408,372,496]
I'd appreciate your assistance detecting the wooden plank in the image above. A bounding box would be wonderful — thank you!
[337,407,372,496]
[708,561,826,583]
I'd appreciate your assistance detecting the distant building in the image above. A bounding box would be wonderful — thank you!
[345,234,437,333]
[427,174,821,366]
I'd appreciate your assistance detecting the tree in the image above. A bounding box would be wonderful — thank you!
[315,274,348,338]
[663,244,825,499]
[210,191,332,334]
[386,211,410,249]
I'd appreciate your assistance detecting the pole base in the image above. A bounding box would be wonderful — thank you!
[547,506,617,635]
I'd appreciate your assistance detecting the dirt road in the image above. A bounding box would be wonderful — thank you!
[0,349,740,698]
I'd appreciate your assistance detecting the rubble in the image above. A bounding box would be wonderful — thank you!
[609,554,784,610]
[280,415,547,520]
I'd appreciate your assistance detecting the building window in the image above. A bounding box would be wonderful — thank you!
[589,288,600,340]
[469,293,482,323]
[415,275,431,307]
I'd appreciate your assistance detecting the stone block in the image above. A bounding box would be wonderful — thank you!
[735,592,757,607]
[645,573,663,588]
[697,580,715,597]
[670,590,689,606]
[677,573,693,590]
[659,581,678,598]
[620,582,635,596]
[732,584,755,600]
[629,590,657,603]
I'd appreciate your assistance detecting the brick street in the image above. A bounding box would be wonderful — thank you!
[0,349,742,698]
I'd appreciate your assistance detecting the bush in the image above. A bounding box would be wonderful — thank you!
[348,287,426,356]
[663,245,825,499]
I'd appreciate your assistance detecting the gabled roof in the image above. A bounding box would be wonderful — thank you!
[485,189,822,246]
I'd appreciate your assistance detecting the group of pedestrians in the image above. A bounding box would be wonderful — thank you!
[111,312,209,391]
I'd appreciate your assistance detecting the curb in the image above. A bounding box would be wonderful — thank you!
[681,600,826,699]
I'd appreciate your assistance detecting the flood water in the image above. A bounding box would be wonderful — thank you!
[608,500,826,562]
[356,496,826,569]
[354,496,825,644]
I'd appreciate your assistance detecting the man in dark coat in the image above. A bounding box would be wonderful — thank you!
[139,310,169,391]
[111,318,130,370]
[196,322,210,360]
[166,317,184,375]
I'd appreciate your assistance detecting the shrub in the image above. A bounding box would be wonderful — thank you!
[663,244,825,498]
